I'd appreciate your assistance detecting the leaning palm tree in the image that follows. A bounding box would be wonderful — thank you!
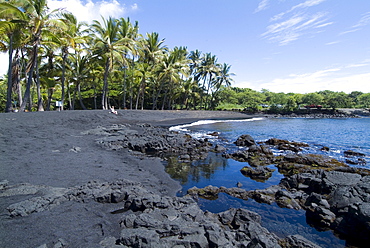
[90,16,129,110]
[19,0,62,112]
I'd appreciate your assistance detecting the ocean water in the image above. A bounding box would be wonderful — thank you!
[166,117,370,248]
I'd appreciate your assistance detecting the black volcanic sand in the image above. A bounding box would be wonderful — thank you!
[0,110,254,248]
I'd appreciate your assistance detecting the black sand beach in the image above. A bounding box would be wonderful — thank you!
[0,110,256,247]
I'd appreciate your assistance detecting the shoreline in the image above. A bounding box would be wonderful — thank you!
[1,109,367,247]
[0,110,259,247]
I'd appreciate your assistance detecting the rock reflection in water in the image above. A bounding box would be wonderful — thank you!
[164,152,228,185]
[198,193,345,248]
[164,152,346,248]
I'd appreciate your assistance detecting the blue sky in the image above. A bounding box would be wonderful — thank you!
[1,0,369,93]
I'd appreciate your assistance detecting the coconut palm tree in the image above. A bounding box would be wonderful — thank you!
[210,63,234,109]
[57,12,88,110]
[197,52,219,109]
[0,1,27,112]
[18,0,62,112]
[91,16,129,109]
[153,47,189,110]
[117,17,138,109]
[137,32,167,109]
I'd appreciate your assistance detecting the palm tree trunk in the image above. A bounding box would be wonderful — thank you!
[78,83,87,110]
[20,43,38,112]
[68,85,73,110]
[5,34,14,112]
[46,87,53,111]
[135,83,141,110]
[153,80,165,110]
[122,69,127,109]
[61,48,67,110]
[93,83,97,109]
[205,74,213,110]
[161,88,169,110]
[36,60,44,111]
[102,59,110,110]
[140,83,146,110]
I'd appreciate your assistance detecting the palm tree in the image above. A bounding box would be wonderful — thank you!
[91,16,128,110]
[68,53,92,110]
[210,63,234,109]
[117,17,138,109]
[57,12,87,110]
[18,0,62,112]
[152,47,188,110]
[197,52,219,109]
[0,1,27,112]
[139,32,167,64]
[137,32,167,109]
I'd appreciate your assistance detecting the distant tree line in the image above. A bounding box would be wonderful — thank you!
[215,88,370,113]
[0,1,369,113]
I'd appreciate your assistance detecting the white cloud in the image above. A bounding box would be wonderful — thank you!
[271,0,327,21]
[339,28,360,36]
[340,11,370,35]
[353,11,370,28]
[263,0,331,45]
[257,65,370,93]
[325,40,340,45]
[346,63,369,68]
[131,3,138,11]
[291,0,327,11]
[263,12,331,45]
[255,0,269,13]
[47,0,138,23]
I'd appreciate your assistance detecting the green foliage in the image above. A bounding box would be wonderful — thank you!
[215,102,244,110]
[358,93,370,108]
[302,93,324,105]
[0,78,6,112]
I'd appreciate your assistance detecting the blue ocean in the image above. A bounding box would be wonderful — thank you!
[167,117,370,248]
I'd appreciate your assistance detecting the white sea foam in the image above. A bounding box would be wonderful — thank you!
[169,117,265,132]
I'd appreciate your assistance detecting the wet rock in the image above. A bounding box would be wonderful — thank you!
[234,134,256,147]
[87,124,213,161]
[280,170,370,245]
[320,146,330,152]
[275,189,302,210]
[208,131,219,136]
[223,187,250,200]
[187,185,221,200]
[276,154,348,176]
[225,144,275,167]
[344,150,366,157]
[307,206,336,229]
[241,166,275,182]
[263,138,309,152]
[214,144,226,153]
[223,150,249,162]
[281,234,322,248]
[346,158,367,165]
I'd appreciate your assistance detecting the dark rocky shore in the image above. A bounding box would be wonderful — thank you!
[0,110,368,247]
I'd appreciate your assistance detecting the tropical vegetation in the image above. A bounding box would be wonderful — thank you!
[0,0,369,113]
